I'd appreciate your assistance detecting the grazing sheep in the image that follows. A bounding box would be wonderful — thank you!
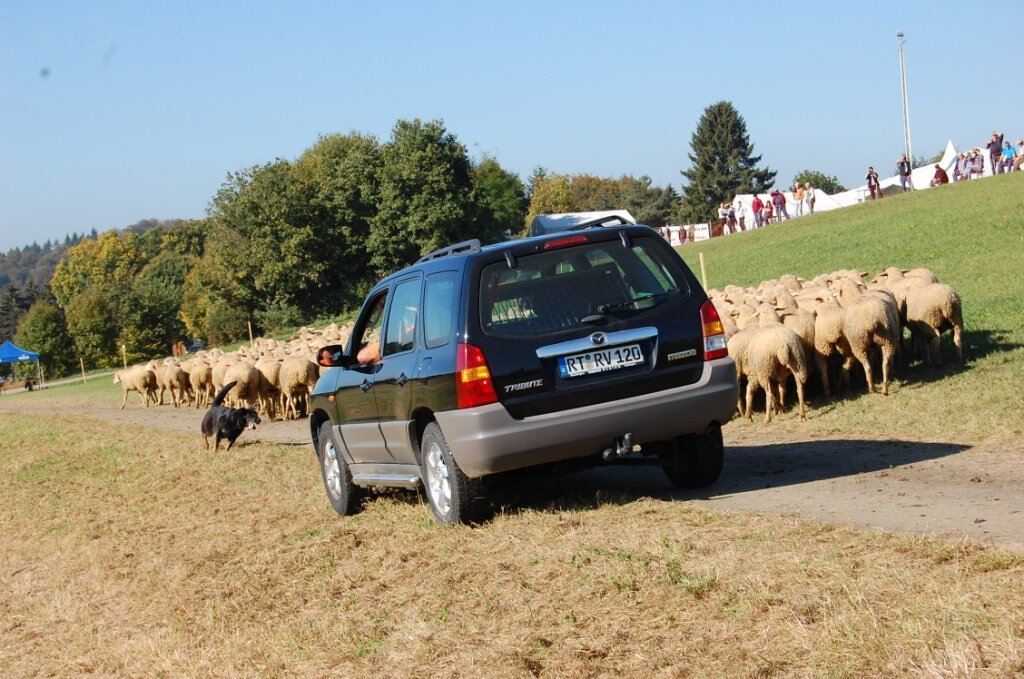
[732,303,758,330]
[148,362,186,407]
[743,305,809,423]
[223,361,261,409]
[778,274,804,292]
[770,286,821,393]
[114,365,156,409]
[189,360,214,408]
[836,279,899,396]
[279,357,319,420]
[810,292,855,397]
[727,327,757,417]
[904,283,964,365]
[255,358,283,418]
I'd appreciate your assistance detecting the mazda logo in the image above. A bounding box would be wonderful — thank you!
[589,332,607,346]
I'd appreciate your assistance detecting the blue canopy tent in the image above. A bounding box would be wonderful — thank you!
[0,340,42,388]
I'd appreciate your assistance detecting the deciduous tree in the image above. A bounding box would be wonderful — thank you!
[369,119,476,275]
[14,301,75,377]
[792,170,846,194]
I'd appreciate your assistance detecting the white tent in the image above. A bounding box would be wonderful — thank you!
[723,139,975,231]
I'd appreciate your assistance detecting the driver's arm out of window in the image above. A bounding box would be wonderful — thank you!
[357,342,381,365]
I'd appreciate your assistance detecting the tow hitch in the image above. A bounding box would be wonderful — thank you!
[602,433,634,461]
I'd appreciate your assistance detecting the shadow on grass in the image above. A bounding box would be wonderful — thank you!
[895,328,1022,382]
[480,438,970,520]
[772,328,1021,405]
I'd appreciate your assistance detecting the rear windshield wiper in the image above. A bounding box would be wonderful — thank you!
[598,292,668,313]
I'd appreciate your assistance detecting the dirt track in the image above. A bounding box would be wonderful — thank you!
[4,391,1022,548]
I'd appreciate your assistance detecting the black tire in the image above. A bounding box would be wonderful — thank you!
[317,421,363,516]
[420,422,481,525]
[660,423,724,489]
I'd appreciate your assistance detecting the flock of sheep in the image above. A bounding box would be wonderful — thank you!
[709,266,964,423]
[110,266,963,427]
[113,323,353,418]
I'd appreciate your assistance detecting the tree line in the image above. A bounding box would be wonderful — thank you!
[7,103,850,379]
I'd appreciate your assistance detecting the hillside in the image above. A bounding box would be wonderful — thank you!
[677,172,1024,442]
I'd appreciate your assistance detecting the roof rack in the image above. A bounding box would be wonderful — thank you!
[415,238,481,264]
[567,215,633,231]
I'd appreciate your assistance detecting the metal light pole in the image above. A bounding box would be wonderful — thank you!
[897,30,913,170]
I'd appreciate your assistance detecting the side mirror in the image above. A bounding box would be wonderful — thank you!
[316,344,351,369]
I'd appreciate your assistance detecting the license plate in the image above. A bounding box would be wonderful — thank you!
[557,343,644,378]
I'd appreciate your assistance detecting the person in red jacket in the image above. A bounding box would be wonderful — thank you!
[929,164,949,187]
[751,194,764,228]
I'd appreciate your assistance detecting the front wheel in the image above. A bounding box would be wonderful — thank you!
[420,422,480,524]
[317,422,363,516]
[660,424,724,489]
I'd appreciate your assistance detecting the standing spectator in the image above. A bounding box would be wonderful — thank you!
[986,132,1004,174]
[865,166,883,200]
[929,164,949,187]
[1014,139,1024,172]
[897,155,913,191]
[968,150,985,179]
[717,203,729,233]
[751,193,764,228]
[771,190,789,222]
[735,201,747,231]
[763,198,773,224]
[804,183,816,214]
[793,183,805,216]
[726,203,737,233]
[999,141,1016,173]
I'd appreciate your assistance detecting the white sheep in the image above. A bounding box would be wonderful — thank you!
[743,305,809,423]
[904,283,964,364]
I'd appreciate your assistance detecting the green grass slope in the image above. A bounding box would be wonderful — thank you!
[677,172,1024,442]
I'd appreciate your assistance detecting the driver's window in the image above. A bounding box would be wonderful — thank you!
[354,292,387,361]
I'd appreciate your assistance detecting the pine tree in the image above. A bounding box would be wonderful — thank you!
[679,101,775,223]
[19,279,44,309]
[0,284,21,339]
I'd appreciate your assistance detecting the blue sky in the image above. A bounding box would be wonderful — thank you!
[2,1,1021,250]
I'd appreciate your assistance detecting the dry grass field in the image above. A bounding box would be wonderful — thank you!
[2,412,1023,677]
[3,175,1024,676]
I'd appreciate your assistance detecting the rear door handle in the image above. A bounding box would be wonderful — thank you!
[360,379,372,392]
[417,357,432,385]
[396,372,408,387]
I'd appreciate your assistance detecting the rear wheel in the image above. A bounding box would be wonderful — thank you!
[317,422,363,516]
[660,423,724,489]
[420,422,480,525]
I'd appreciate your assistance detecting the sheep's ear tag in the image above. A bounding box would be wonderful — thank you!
[328,395,335,402]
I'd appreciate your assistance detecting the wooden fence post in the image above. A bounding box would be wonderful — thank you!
[120,343,128,369]
[248,321,255,348]
[698,251,709,289]
[79,357,87,385]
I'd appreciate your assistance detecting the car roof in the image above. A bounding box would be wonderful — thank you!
[374,224,658,290]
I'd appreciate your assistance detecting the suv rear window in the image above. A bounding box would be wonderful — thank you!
[480,237,689,337]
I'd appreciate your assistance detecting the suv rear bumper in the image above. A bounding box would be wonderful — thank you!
[434,357,737,477]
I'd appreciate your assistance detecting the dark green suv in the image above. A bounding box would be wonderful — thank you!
[309,223,738,524]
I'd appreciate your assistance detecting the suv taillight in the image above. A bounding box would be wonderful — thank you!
[456,343,498,409]
[700,299,729,360]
